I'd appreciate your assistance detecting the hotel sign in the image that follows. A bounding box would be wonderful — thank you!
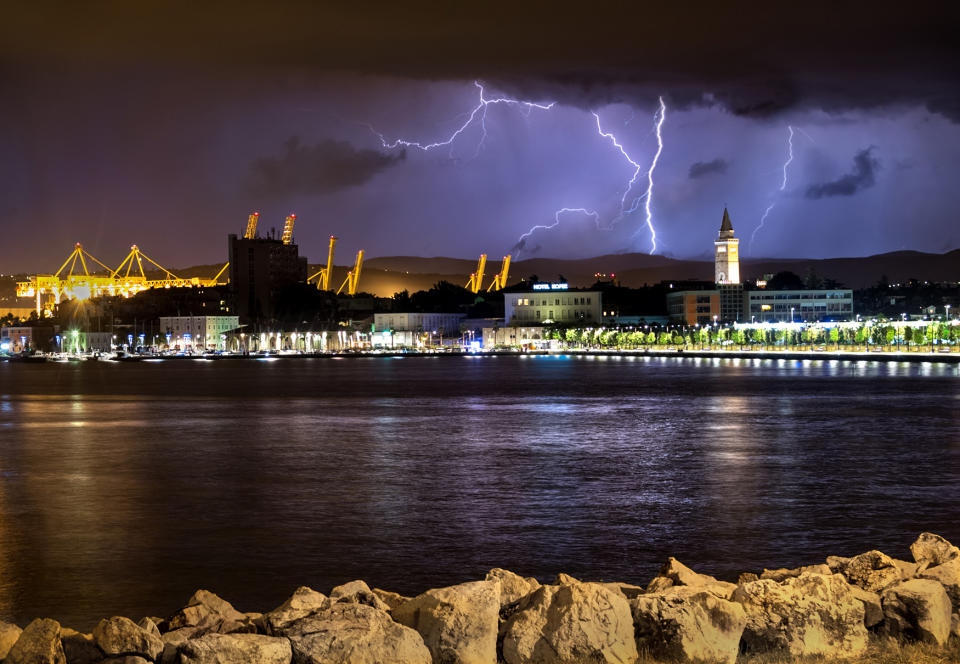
[532,282,569,291]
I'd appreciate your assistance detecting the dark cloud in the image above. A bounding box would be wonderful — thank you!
[805,147,880,199]
[249,137,404,197]
[688,158,728,179]
[2,3,958,121]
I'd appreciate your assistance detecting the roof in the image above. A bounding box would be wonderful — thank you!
[720,207,734,232]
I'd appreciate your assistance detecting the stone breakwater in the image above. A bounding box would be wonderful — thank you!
[2,533,959,664]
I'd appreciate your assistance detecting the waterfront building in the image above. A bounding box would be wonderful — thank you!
[504,283,602,325]
[159,315,240,350]
[0,325,58,352]
[374,312,466,337]
[228,233,308,322]
[667,209,854,324]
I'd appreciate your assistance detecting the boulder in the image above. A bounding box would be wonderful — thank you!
[392,579,500,664]
[553,573,580,585]
[1,621,23,660]
[101,658,150,664]
[179,633,291,664]
[601,582,646,600]
[136,618,161,639]
[285,602,430,664]
[826,555,852,573]
[952,612,959,640]
[918,557,960,611]
[731,573,868,658]
[485,568,541,607]
[910,533,960,571]
[881,578,952,646]
[737,572,759,585]
[4,618,66,664]
[328,580,390,612]
[645,558,736,599]
[93,616,164,661]
[892,558,919,580]
[262,586,328,635]
[167,590,254,635]
[631,590,745,664]
[159,627,201,664]
[838,550,903,593]
[501,581,638,664]
[60,628,103,664]
[372,588,410,612]
[760,564,832,583]
[847,586,884,628]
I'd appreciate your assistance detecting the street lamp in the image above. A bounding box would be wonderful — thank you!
[947,304,952,321]
[790,307,795,324]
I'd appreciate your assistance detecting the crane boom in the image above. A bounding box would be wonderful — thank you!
[466,254,487,293]
[281,214,296,245]
[486,254,511,291]
[244,212,260,239]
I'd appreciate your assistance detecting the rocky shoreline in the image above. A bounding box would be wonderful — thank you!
[2,532,959,664]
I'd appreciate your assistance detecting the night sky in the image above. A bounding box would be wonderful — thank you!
[2,3,958,272]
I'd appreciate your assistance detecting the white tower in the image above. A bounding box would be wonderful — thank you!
[715,208,740,284]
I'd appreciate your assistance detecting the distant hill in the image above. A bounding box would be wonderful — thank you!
[170,249,960,297]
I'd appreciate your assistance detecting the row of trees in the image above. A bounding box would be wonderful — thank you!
[545,322,959,350]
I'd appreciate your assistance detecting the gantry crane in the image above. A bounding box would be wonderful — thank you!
[281,214,296,245]
[336,250,364,296]
[308,236,337,290]
[465,254,487,294]
[486,255,511,291]
[244,212,260,239]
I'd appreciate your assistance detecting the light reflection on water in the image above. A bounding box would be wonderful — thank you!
[0,355,957,630]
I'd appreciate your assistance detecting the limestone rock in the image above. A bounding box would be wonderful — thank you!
[485,568,541,607]
[136,618,161,640]
[760,564,831,583]
[631,590,745,664]
[93,616,164,661]
[601,582,646,600]
[179,633,291,664]
[263,586,328,635]
[892,558,919,580]
[372,588,410,612]
[1,621,23,660]
[645,557,736,599]
[731,573,868,658]
[5,618,66,664]
[826,555,851,573]
[501,581,638,664]
[167,590,255,635]
[847,586,884,628]
[737,572,759,585]
[839,550,903,593]
[392,579,500,664]
[553,573,580,585]
[60,628,103,664]
[919,557,960,612]
[952,612,959,639]
[910,532,960,571]
[159,627,201,664]
[286,602,430,664]
[328,579,390,612]
[881,578,952,646]
[101,658,149,664]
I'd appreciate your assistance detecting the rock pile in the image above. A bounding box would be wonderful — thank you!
[1,532,959,664]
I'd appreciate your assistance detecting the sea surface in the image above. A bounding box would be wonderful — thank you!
[1,355,958,630]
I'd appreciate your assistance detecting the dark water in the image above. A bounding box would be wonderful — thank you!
[1,355,958,630]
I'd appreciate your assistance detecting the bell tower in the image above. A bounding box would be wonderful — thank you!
[714,208,740,284]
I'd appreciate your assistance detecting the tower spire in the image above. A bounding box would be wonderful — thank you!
[720,207,733,233]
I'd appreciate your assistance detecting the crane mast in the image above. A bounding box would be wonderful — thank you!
[244,212,260,239]
[466,254,487,293]
[486,255,511,291]
[281,214,296,245]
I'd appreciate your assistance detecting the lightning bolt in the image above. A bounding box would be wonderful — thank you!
[369,82,667,257]
[750,125,795,252]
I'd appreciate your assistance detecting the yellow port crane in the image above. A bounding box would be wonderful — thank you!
[486,255,511,291]
[308,236,337,290]
[281,213,296,245]
[17,243,231,315]
[336,250,364,296]
[244,212,260,239]
[465,254,487,294]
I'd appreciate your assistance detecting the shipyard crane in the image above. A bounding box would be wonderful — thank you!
[486,255,511,292]
[308,236,337,290]
[281,214,296,245]
[244,212,260,239]
[336,250,364,296]
[465,254,487,294]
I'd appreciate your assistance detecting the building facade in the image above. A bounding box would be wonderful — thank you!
[228,234,308,322]
[667,208,854,324]
[373,312,466,336]
[159,316,240,350]
[504,285,602,325]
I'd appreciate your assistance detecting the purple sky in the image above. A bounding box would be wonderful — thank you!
[1,4,958,272]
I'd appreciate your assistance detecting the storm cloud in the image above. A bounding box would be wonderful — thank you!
[249,137,405,197]
[805,147,880,199]
[688,158,729,179]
